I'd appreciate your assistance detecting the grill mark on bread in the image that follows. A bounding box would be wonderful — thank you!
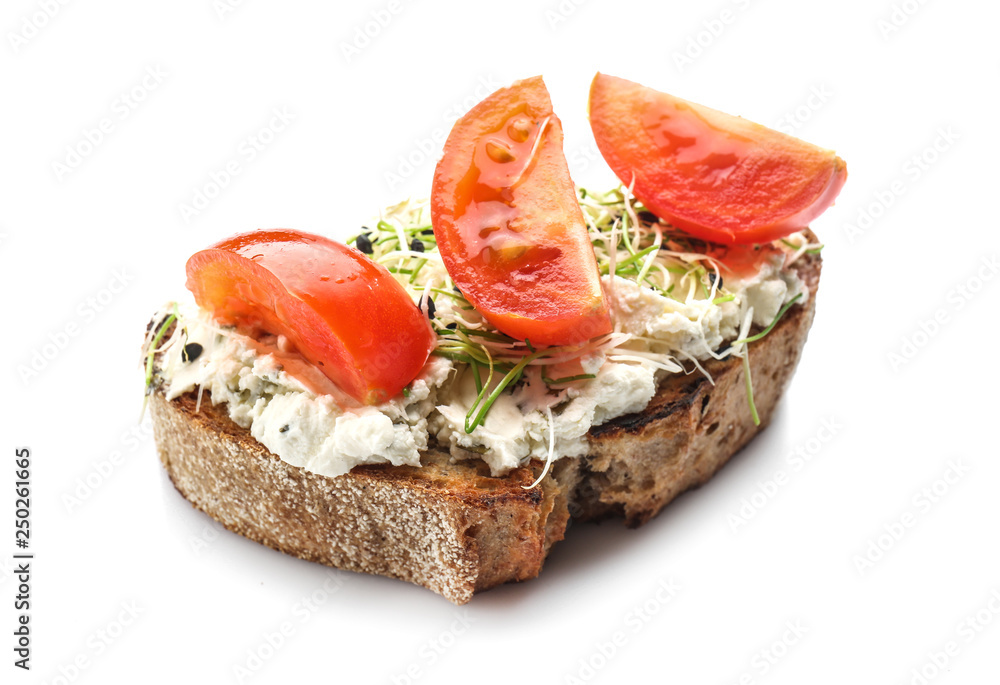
[589,377,709,438]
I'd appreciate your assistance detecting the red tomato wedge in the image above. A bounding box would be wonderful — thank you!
[588,73,847,245]
[431,76,612,347]
[186,229,435,405]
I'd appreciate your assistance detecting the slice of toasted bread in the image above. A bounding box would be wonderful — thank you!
[150,252,819,604]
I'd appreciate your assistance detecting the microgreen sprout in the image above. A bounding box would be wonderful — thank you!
[742,351,760,426]
[780,233,824,267]
[354,189,811,441]
[143,304,179,392]
[732,293,803,346]
[140,303,181,419]
[464,349,545,434]
[541,372,596,385]
[523,406,556,490]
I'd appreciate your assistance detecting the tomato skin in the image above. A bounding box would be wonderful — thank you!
[589,73,847,245]
[432,76,612,347]
[186,229,435,405]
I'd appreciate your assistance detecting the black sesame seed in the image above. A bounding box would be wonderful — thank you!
[445,322,457,330]
[707,272,724,290]
[638,210,659,224]
[424,298,436,320]
[421,228,434,235]
[182,342,203,362]
[409,238,425,253]
[356,231,373,254]
[279,424,290,433]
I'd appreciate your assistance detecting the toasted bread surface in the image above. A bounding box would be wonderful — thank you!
[579,250,820,525]
[150,252,819,603]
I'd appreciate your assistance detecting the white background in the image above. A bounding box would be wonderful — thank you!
[3,0,999,683]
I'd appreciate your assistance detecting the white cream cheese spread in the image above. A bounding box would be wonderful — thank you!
[158,306,454,477]
[148,190,816,478]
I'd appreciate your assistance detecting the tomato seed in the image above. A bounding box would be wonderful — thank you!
[485,140,515,164]
[507,116,532,143]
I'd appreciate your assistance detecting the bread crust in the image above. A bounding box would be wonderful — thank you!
[150,252,819,603]
[580,251,820,526]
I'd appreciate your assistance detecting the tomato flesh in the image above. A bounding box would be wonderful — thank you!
[186,229,435,405]
[432,76,611,347]
[708,242,784,282]
[589,73,847,245]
